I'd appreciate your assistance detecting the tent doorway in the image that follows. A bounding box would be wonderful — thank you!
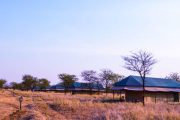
[173,92,179,102]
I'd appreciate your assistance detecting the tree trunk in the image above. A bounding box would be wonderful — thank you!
[106,84,108,96]
[64,88,67,95]
[139,73,145,106]
[142,75,145,106]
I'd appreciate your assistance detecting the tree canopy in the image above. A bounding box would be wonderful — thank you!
[38,78,50,90]
[22,75,38,91]
[99,69,122,95]
[166,73,180,81]
[81,70,98,83]
[10,82,24,90]
[81,70,98,90]
[58,73,78,94]
[0,79,7,88]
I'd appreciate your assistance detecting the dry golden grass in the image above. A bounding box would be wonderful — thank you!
[1,90,180,120]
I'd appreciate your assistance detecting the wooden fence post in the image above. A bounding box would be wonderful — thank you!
[19,96,23,110]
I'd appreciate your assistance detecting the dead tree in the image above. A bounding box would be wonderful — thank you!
[122,51,157,106]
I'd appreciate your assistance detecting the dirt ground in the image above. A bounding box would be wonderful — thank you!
[1,90,180,120]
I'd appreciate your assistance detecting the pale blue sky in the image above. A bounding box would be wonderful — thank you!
[1,0,180,84]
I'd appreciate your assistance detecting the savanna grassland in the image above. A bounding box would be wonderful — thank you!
[1,90,180,120]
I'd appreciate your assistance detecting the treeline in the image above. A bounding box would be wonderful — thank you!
[0,75,51,91]
[1,70,180,93]
[0,69,124,93]
[2,75,50,91]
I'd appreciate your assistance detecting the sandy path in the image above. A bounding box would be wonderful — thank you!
[31,94,66,120]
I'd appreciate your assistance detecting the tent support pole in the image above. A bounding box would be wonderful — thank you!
[113,90,114,100]
[120,91,122,100]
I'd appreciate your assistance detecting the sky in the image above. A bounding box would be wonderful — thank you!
[1,0,180,84]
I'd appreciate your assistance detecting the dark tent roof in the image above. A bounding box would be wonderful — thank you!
[49,84,64,90]
[113,75,180,88]
[70,82,104,90]
[34,86,41,90]
[49,82,104,90]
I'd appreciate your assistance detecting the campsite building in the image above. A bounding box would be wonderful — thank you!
[70,82,104,94]
[112,76,180,103]
[37,82,104,94]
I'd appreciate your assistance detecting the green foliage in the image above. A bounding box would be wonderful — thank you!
[10,82,18,90]
[10,82,24,90]
[0,79,7,88]
[10,76,50,90]
[22,75,38,90]
[58,73,78,93]
[38,78,50,90]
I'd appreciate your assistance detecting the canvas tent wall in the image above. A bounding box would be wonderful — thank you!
[43,82,104,94]
[112,76,180,102]
[70,82,104,94]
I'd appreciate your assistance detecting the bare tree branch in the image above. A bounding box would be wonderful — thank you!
[122,50,157,106]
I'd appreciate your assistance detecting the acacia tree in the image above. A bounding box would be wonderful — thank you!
[99,69,122,95]
[22,75,38,91]
[94,75,101,94]
[165,73,180,81]
[38,78,50,90]
[10,82,24,90]
[111,73,124,84]
[122,51,156,106]
[10,82,18,90]
[58,73,78,95]
[0,79,7,89]
[81,70,98,94]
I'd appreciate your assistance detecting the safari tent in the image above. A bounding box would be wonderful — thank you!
[70,82,104,94]
[40,82,104,94]
[112,76,180,103]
